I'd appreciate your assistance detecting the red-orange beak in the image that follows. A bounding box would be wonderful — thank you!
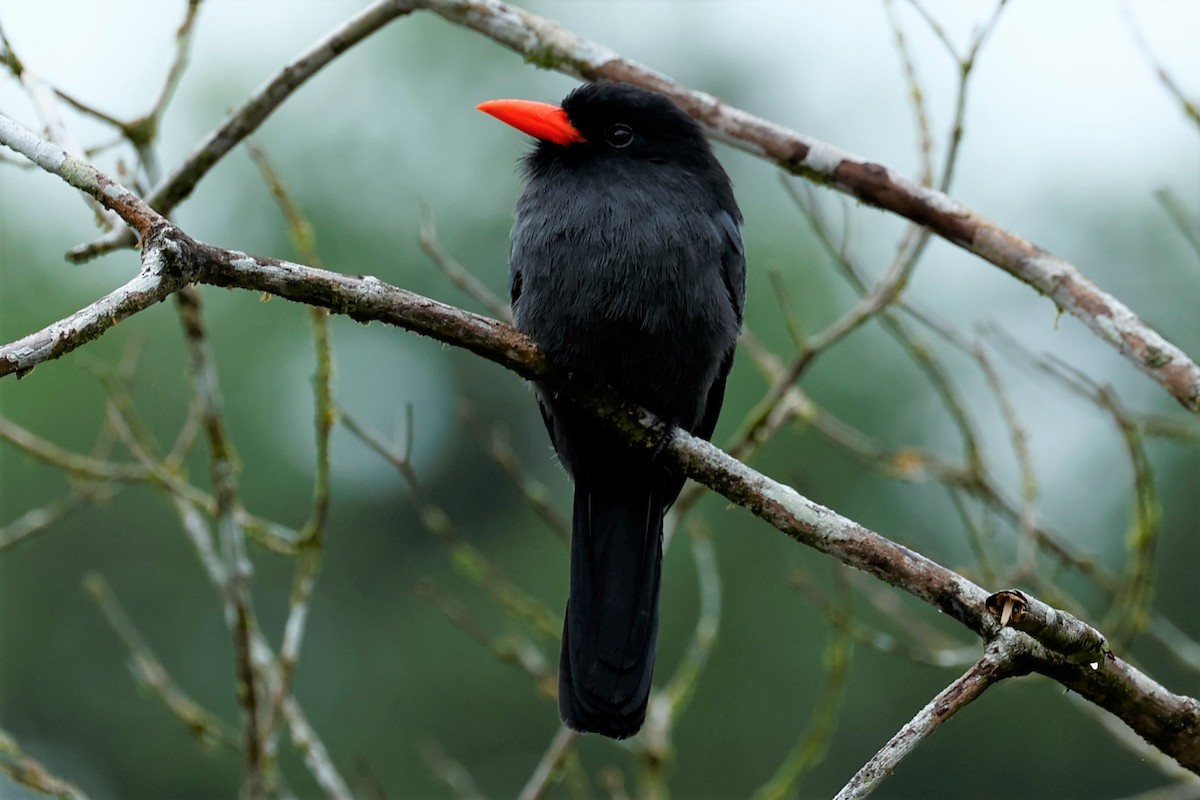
[476,99,585,146]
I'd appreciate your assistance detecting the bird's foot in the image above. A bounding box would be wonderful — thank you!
[639,410,675,463]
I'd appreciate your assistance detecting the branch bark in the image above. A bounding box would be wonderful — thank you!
[1,113,1198,772]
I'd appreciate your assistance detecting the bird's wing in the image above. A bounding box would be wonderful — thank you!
[715,209,746,325]
[509,262,524,307]
[692,210,746,443]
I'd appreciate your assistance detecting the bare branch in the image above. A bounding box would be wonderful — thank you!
[149,0,205,125]
[790,570,977,669]
[1154,188,1200,262]
[0,494,88,552]
[0,727,91,800]
[0,113,164,236]
[0,415,147,481]
[884,0,934,187]
[65,0,417,262]
[833,630,1027,799]
[970,337,1040,575]
[164,494,353,798]
[421,205,512,321]
[245,139,337,752]
[278,694,354,800]
[460,404,570,542]
[661,522,723,713]
[345,412,561,641]
[177,288,269,796]
[421,741,486,800]
[1124,6,1200,129]
[639,522,724,779]
[0,25,123,229]
[84,573,238,751]
[1068,693,1200,787]
[517,727,578,800]
[414,579,555,689]
[753,572,853,800]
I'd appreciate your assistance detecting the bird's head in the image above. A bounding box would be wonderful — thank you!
[477,81,721,177]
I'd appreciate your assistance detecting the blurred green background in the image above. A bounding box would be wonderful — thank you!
[1,1,1198,797]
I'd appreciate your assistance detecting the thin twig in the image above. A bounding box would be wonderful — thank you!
[752,569,854,800]
[344,411,562,640]
[1123,6,1200,129]
[903,0,961,60]
[517,726,578,800]
[790,570,977,669]
[1069,692,1200,786]
[970,336,1040,576]
[884,0,934,187]
[84,573,238,751]
[1151,615,1200,682]
[638,520,724,786]
[66,0,417,262]
[420,205,512,321]
[0,726,92,800]
[166,491,354,799]
[0,28,123,230]
[280,694,354,800]
[245,138,337,751]
[0,494,89,552]
[0,415,147,481]
[460,403,569,541]
[1154,188,1200,262]
[414,579,555,691]
[661,521,723,714]
[421,741,486,800]
[177,287,269,796]
[150,0,205,125]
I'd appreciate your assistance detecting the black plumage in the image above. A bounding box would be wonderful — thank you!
[481,82,745,738]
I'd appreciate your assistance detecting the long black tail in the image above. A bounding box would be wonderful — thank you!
[558,476,665,738]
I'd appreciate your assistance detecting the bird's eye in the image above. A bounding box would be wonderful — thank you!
[604,124,634,148]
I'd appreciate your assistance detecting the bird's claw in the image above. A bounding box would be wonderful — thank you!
[640,411,674,463]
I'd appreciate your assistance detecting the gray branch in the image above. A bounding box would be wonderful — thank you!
[834,630,1028,799]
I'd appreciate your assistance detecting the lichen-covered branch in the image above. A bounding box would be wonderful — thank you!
[0,113,164,237]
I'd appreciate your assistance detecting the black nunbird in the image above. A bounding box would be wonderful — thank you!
[478,82,744,738]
